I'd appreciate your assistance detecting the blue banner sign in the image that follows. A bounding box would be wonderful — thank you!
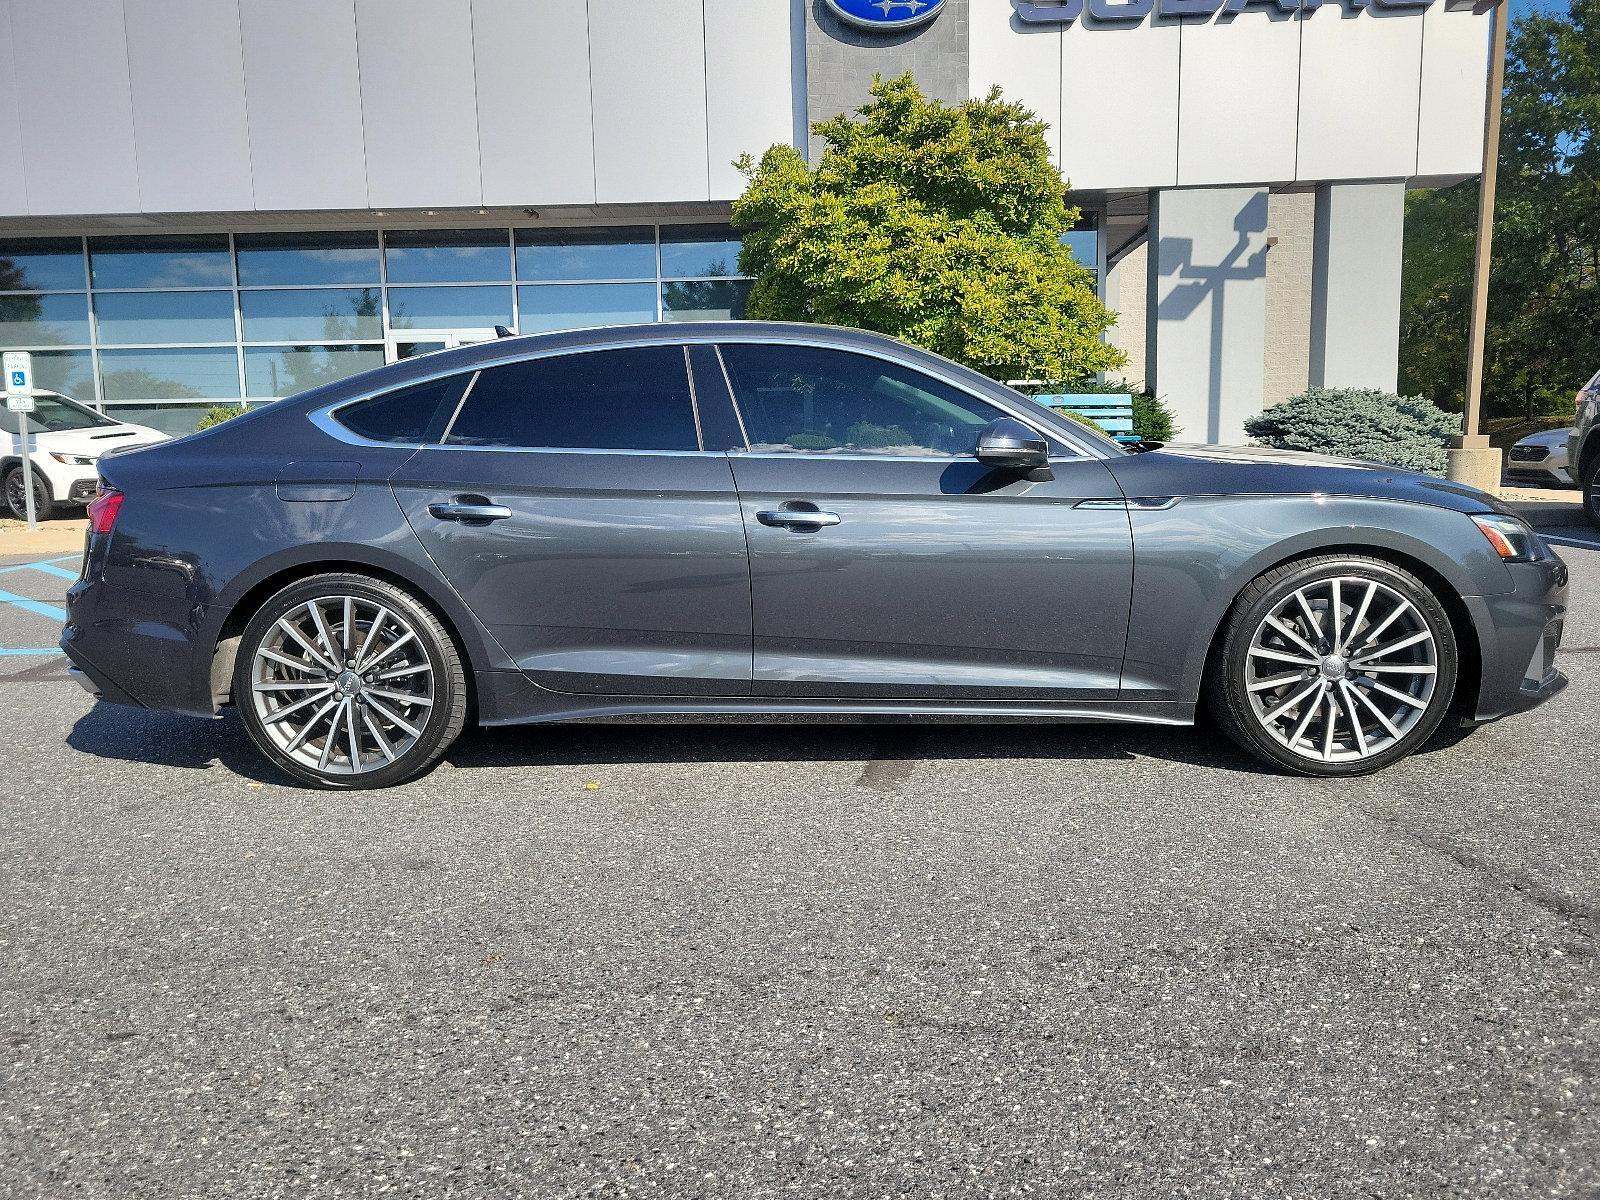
[1014,0,1432,20]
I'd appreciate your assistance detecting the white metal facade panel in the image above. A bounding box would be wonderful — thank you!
[588,0,709,204]
[238,0,368,211]
[1417,3,1490,179]
[356,0,483,209]
[969,0,1062,169]
[473,0,596,207]
[124,0,253,213]
[704,0,794,199]
[1061,19,1180,191]
[10,0,139,215]
[1296,10,1425,182]
[1176,17,1301,187]
[0,4,27,216]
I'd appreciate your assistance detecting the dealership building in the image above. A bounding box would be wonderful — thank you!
[0,0,1489,438]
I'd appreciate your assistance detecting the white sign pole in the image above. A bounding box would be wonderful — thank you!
[4,351,39,531]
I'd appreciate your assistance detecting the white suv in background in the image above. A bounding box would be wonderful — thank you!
[2,391,167,520]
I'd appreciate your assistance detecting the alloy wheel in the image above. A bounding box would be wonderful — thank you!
[1243,575,1439,764]
[249,595,435,777]
[5,468,45,520]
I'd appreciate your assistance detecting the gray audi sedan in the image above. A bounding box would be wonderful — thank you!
[61,323,1568,788]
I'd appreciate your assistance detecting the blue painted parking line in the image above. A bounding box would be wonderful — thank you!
[0,561,78,580]
[1544,533,1600,552]
[0,589,67,621]
[0,648,62,656]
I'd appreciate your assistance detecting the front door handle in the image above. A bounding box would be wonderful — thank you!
[429,500,513,523]
[756,507,841,529]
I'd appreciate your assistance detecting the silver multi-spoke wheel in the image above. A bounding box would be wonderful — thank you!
[249,594,436,777]
[1243,575,1439,765]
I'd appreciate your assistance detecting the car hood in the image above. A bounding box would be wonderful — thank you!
[1104,443,1509,517]
[41,423,167,457]
[1516,428,1575,448]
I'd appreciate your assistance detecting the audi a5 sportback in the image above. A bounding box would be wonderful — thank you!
[62,324,1568,788]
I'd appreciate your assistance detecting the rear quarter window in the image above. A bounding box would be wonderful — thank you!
[336,375,469,444]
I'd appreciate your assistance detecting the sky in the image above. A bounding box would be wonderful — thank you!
[1511,0,1570,17]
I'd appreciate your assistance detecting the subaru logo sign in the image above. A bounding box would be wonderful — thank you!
[825,0,947,32]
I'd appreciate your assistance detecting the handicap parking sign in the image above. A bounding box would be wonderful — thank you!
[9,371,23,389]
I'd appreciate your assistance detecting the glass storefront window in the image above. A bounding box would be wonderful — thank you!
[660,224,743,278]
[0,238,87,292]
[661,279,750,322]
[515,228,656,281]
[517,283,657,333]
[0,293,92,346]
[245,344,386,398]
[387,285,512,330]
[235,231,381,287]
[99,347,239,401]
[384,229,511,284]
[94,290,236,345]
[241,288,382,342]
[27,349,95,402]
[102,403,215,436]
[89,234,233,289]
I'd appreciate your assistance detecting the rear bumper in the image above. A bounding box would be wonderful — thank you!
[1465,554,1570,723]
[61,568,214,716]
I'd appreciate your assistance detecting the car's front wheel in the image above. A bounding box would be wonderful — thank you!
[3,465,57,521]
[1206,555,1459,776]
[233,574,468,789]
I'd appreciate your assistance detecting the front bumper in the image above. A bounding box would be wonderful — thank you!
[1464,553,1569,723]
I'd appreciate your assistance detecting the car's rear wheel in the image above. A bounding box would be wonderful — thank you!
[3,465,57,521]
[233,574,468,789]
[1582,452,1600,529]
[1206,555,1459,776]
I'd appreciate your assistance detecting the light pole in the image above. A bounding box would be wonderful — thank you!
[1447,0,1510,493]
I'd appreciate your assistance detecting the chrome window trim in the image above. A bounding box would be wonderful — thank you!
[306,331,1102,459]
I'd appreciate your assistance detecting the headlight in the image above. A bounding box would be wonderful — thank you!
[1470,513,1547,562]
[48,452,97,467]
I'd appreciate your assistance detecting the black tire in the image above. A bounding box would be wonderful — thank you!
[233,573,468,789]
[3,465,57,521]
[1582,451,1600,530]
[1205,555,1460,777]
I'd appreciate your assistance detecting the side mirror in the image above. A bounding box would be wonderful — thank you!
[975,417,1050,471]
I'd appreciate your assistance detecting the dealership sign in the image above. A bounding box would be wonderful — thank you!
[1014,0,1433,20]
[825,0,948,31]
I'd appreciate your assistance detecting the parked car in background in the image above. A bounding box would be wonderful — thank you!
[62,324,1568,789]
[2,391,167,520]
[1506,427,1576,489]
[1572,367,1600,528]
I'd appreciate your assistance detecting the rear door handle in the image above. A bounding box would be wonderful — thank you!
[756,508,841,529]
[428,500,512,523]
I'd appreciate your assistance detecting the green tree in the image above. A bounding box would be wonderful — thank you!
[1400,0,1599,421]
[732,74,1123,384]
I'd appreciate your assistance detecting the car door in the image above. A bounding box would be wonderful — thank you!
[712,341,1134,701]
[389,344,753,697]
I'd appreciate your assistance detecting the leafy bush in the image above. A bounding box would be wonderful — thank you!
[1057,409,1107,435]
[1244,388,1460,474]
[1130,390,1177,443]
[195,404,246,431]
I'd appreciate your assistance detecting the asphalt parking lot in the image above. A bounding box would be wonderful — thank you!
[3,523,1598,1198]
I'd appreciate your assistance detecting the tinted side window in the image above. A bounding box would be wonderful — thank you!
[719,343,1006,457]
[446,346,699,451]
[338,375,467,444]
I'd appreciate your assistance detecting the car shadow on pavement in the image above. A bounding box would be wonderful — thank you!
[66,704,294,786]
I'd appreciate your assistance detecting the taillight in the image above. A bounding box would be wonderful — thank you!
[86,488,124,536]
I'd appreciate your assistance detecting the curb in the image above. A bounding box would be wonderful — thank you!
[0,521,88,558]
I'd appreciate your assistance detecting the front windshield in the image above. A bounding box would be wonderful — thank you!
[0,393,115,435]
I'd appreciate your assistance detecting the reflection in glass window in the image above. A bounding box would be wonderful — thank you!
[101,403,211,436]
[0,238,87,292]
[659,225,742,278]
[0,392,113,435]
[1060,229,1098,269]
[235,231,381,287]
[335,375,470,444]
[387,285,512,330]
[245,344,386,398]
[94,291,236,345]
[0,293,92,346]
[384,229,511,284]
[99,347,240,401]
[516,283,657,333]
[515,228,655,281]
[25,349,94,402]
[241,288,382,342]
[661,279,750,323]
[720,342,1004,457]
[89,235,232,289]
